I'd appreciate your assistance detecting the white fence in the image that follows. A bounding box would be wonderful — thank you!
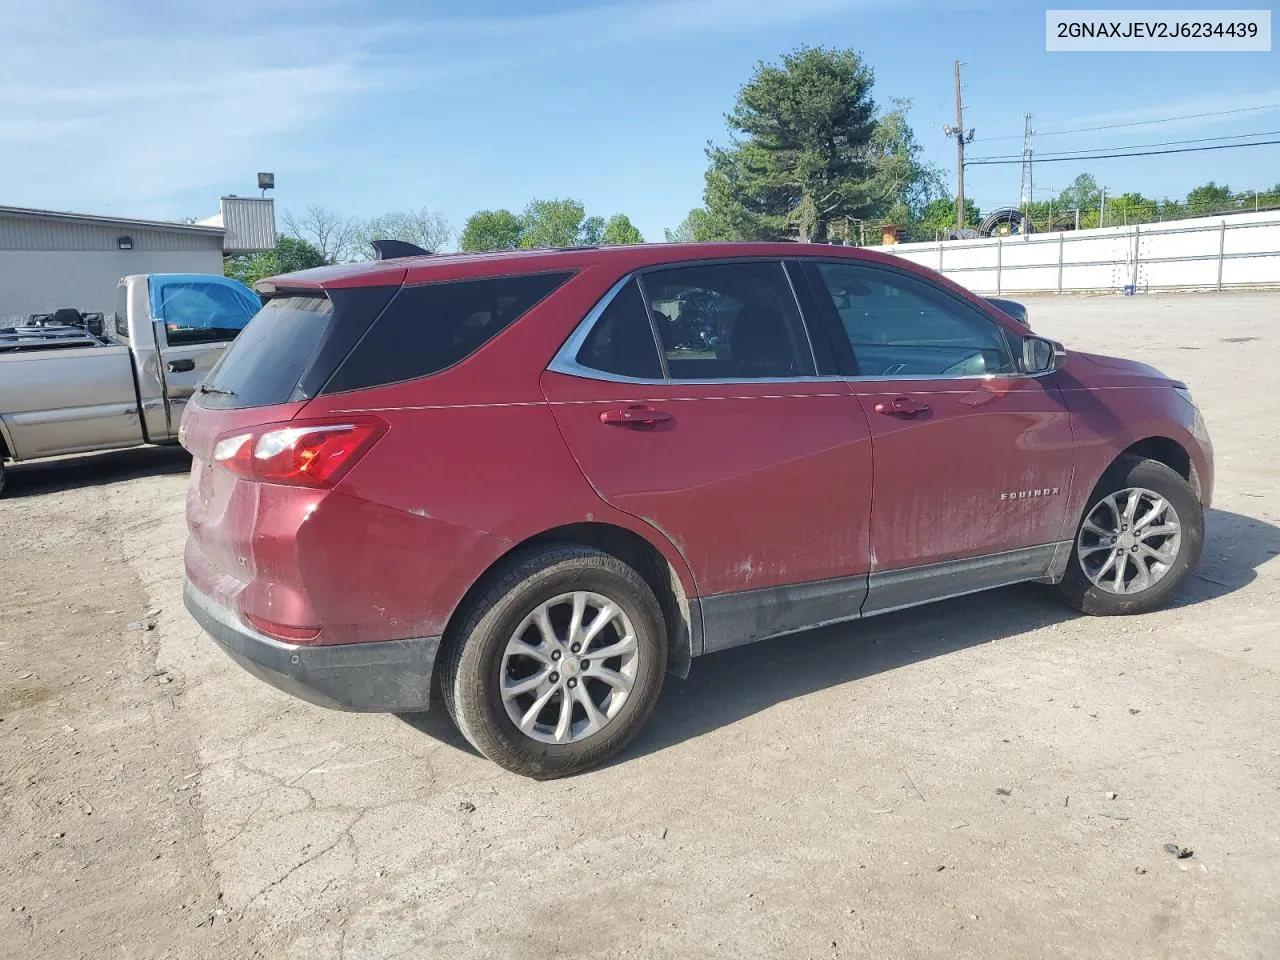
[870,209,1280,295]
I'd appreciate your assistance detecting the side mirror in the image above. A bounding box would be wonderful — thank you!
[1022,336,1066,374]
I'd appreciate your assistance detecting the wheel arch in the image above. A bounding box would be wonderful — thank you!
[1116,436,1199,499]
[439,521,698,680]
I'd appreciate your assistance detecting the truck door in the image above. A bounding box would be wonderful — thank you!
[148,276,260,438]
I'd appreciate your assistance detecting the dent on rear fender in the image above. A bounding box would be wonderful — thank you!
[290,491,512,644]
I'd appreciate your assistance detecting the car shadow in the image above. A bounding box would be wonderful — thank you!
[400,506,1280,768]
[1,446,192,498]
[624,505,1279,765]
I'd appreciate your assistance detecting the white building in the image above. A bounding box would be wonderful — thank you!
[0,196,275,323]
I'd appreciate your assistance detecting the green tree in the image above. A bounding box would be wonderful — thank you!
[519,198,597,248]
[1056,174,1103,216]
[704,46,881,242]
[868,99,945,229]
[354,207,452,257]
[915,196,979,237]
[601,213,644,245]
[224,235,327,287]
[664,207,734,242]
[1186,181,1233,213]
[581,215,607,246]
[1108,191,1157,225]
[459,209,524,251]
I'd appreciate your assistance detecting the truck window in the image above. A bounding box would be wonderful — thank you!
[156,281,257,346]
[114,283,129,339]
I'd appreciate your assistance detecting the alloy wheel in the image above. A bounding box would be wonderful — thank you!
[500,591,639,744]
[1077,486,1183,595]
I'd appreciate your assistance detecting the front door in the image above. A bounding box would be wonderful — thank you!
[543,260,874,652]
[801,260,1075,614]
[150,276,259,438]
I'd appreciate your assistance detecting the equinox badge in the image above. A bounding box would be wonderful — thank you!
[1001,487,1061,501]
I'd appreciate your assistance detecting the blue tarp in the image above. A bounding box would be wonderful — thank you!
[147,274,261,344]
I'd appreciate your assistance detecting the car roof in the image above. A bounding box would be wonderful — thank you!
[258,242,911,292]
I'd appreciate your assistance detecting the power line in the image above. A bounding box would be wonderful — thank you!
[977,102,1280,142]
[966,138,1280,167]
[969,129,1280,163]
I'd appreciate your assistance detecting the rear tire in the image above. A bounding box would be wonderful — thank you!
[1054,456,1203,615]
[440,545,667,779]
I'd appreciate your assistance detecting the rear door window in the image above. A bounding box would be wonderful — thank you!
[321,271,572,394]
[574,280,664,380]
[640,261,815,380]
[198,296,335,408]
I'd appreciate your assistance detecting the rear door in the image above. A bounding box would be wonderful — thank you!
[801,259,1075,613]
[149,276,260,437]
[542,259,874,653]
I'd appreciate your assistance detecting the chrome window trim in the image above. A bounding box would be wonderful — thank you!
[548,262,834,386]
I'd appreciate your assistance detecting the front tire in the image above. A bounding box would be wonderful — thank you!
[440,545,667,779]
[1055,456,1203,615]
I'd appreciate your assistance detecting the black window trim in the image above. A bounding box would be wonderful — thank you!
[797,258,1027,382]
[317,268,578,397]
[548,256,837,386]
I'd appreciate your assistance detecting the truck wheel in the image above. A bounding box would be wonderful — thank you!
[1054,456,1203,615]
[441,545,667,779]
[0,460,7,498]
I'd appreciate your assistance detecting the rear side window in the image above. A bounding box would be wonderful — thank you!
[322,271,573,394]
[198,296,334,408]
[575,280,663,380]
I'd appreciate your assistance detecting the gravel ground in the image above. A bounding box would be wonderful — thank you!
[2,292,1278,960]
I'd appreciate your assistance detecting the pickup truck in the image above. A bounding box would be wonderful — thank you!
[0,273,260,494]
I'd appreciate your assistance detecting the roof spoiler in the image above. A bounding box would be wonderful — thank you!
[371,239,431,260]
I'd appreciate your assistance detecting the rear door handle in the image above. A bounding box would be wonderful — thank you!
[600,405,672,428]
[167,358,196,373]
[873,396,930,418]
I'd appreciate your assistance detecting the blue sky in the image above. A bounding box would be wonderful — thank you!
[1,0,1277,246]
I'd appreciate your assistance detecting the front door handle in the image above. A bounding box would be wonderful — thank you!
[600,405,672,428]
[167,358,196,373]
[874,396,930,418]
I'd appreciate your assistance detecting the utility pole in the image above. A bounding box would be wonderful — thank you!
[1019,113,1034,215]
[1100,187,1107,228]
[943,60,975,232]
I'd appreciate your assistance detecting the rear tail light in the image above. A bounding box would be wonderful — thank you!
[212,418,386,488]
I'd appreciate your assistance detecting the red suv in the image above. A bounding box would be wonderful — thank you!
[181,243,1212,778]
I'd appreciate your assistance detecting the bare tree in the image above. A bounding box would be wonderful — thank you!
[281,205,359,264]
[354,208,453,258]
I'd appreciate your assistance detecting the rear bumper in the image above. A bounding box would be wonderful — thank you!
[183,580,439,713]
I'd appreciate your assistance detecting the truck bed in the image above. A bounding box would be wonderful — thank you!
[0,324,107,352]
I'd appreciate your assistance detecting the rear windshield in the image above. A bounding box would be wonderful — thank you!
[197,296,334,409]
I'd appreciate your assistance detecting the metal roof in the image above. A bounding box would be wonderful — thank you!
[0,204,225,236]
